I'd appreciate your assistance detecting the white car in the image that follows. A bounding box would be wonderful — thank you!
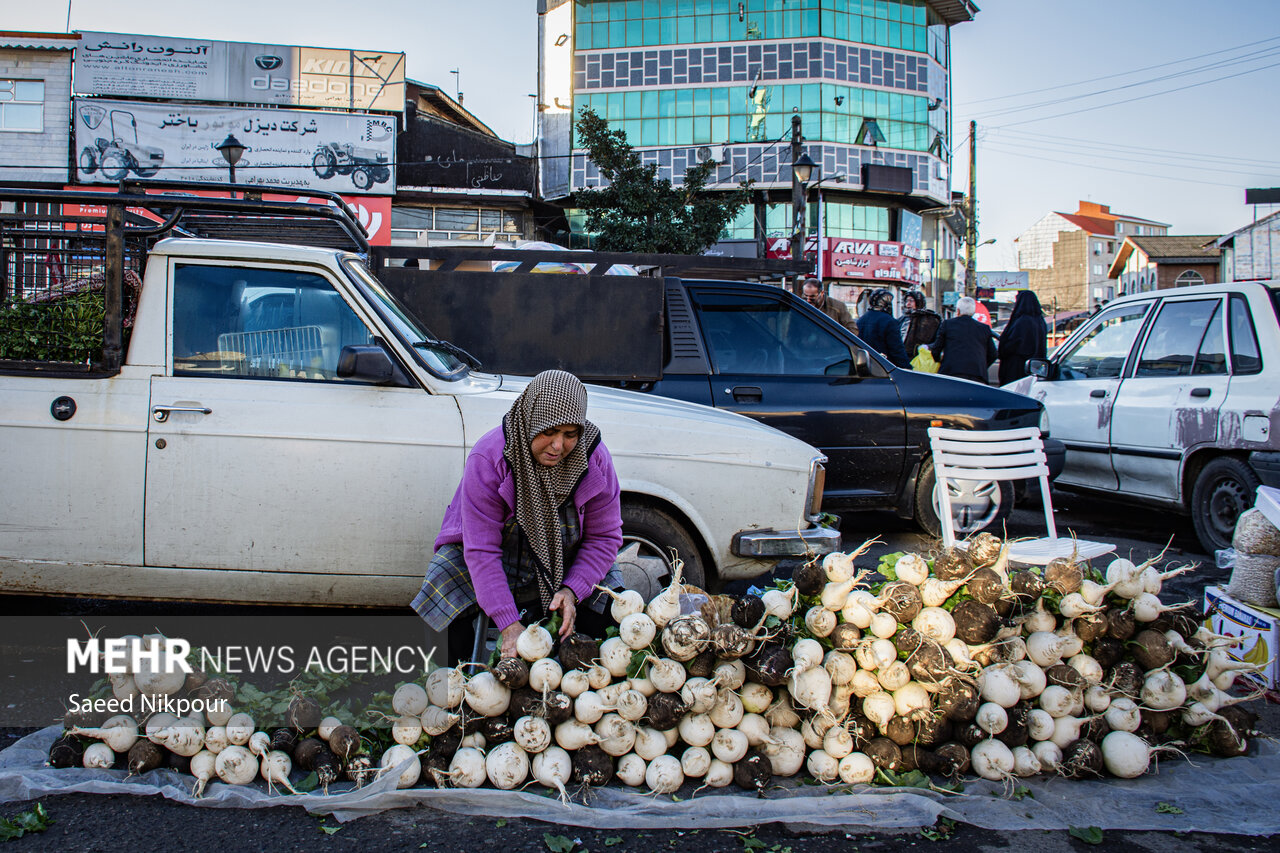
[1004,280,1280,555]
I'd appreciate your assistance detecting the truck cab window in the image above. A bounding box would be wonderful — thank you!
[172,264,375,381]
[692,290,851,376]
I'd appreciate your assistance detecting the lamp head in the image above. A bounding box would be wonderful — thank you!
[216,134,246,167]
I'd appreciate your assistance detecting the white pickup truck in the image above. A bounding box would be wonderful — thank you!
[0,187,837,607]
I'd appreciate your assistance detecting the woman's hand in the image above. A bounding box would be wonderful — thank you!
[499,622,524,659]
[549,587,577,639]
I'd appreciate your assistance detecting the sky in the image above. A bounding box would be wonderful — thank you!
[7,0,1280,270]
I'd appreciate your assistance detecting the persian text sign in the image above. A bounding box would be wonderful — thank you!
[76,31,405,113]
[74,98,396,196]
[765,237,920,284]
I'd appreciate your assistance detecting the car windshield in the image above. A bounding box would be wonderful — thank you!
[340,257,467,378]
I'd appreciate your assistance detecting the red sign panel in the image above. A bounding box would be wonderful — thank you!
[765,236,921,285]
[61,185,391,246]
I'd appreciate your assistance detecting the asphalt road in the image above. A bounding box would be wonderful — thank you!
[1,486,1276,852]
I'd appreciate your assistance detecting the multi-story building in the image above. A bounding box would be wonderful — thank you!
[536,0,976,309]
[1109,234,1220,295]
[1014,200,1168,312]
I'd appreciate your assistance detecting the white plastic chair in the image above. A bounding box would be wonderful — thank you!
[927,426,1116,565]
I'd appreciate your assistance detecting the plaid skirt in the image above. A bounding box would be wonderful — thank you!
[410,510,622,632]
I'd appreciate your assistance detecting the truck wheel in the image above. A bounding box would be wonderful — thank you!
[79,147,99,175]
[914,456,1013,541]
[1191,456,1259,556]
[100,150,129,181]
[352,167,374,190]
[312,148,337,179]
[620,502,707,592]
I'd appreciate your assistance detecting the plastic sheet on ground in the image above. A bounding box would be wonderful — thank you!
[3,726,1280,834]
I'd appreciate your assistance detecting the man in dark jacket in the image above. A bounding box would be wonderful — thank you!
[931,296,996,383]
[899,289,942,354]
[856,288,912,368]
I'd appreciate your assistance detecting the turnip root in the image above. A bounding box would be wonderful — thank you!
[532,746,574,800]
[912,606,957,643]
[572,744,615,786]
[762,726,806,776]
[838,751,876,784]
[463,671,512,716]
[527,658,563,694]
[970,738,1015,781]
[420,705,461,736]
[1141,668,1187,711]
[662,615,711,661]
[616,752,648,787]
[190,750,217,796]
[646,559,685,628]
[258,750,299,794]
[597,585,644,622]
[709,689,745,729]
[516,623,554,662]
[492,657,531,691]
[1099,730,1154,778]
[805,605,838,637]
[1132,592,1193,623]
[443,746,486,788]
[392,683,430,717]
[71,714,140,754]
[214,745,258,785]
[789,665,835,719]
[125,740,165,777]
[616,689,649,722]
[484,741,529,789]
[426,667,466,709]
[619,612,658,650]
[761,586,799,621]
[594,713,637,756]
[645,753,685,793]
[82,742,115,769]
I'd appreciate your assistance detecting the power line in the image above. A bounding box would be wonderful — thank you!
[959,35,1280,106]
[989,59,1280,129]
[980,142,1254,190]
[984,135,1280,181]
[967,48,1280,121]
[992,128,1280,171]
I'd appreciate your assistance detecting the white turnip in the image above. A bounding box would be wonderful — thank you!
[645,754,685,793]
[485,742,530,789]
[214,745,258,786]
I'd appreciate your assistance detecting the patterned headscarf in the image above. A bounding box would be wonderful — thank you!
[502,370,601,609]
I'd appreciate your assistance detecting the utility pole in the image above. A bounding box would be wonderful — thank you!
[964,120,977,298]
[789,113,805,292]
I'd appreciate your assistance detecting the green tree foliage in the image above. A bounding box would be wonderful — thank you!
[574,107,751,254]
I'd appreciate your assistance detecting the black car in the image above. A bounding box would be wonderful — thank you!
[644,280,1063,537]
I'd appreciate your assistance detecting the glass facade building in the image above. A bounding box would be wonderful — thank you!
[538,0,973,254]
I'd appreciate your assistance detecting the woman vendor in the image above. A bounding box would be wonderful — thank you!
[411,370,624,660]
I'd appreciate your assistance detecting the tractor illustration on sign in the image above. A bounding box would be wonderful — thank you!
[311,142,391,190]
[79,109,165,180]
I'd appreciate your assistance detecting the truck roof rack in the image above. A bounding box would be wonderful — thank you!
[0,182,370,254]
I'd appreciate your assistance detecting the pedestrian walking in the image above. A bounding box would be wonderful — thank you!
[997,289,1048,386]
[856,288,912,368]
[930,296,997,384]
[801,277,859,334]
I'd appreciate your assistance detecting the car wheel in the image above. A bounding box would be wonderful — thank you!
[100,150,129,181]
[619,502,707,596]
[914,456,1014,541]
[1191,456,1259,555]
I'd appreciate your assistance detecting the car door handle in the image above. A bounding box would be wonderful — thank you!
[152,404,212,423]
[727,386,763,403]
[1089,389,1107,398]
[1190,387,1212,398]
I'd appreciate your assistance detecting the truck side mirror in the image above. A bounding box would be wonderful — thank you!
[1026,358,1054,380]
[337,345,411,386]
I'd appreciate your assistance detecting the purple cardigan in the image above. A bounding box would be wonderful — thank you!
[435,426,623,631]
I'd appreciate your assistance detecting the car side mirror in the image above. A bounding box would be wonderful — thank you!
[850,348,889,379]
[337,344,411,386]
[1026,358,1055,380]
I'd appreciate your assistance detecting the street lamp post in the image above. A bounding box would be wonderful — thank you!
[216,134,246,187]
[790,114,815,292]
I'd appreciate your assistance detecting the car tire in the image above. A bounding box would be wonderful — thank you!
[620,502,707,591]
[914,456,1014,541]
[1191,456,1259,556]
